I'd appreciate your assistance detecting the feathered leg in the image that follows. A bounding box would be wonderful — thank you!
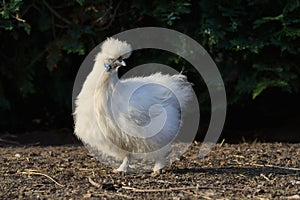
[151,145,170,176]
[151,159,167,176]
[114,156,130,172]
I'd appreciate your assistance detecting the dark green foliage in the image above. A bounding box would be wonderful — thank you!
[0,0,299,131]
[198,0,300,101]
[132,0,191,26]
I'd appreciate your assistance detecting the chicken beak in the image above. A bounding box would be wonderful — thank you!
[120,60,126,66]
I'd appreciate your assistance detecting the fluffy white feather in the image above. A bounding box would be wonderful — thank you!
[74,38,192,174]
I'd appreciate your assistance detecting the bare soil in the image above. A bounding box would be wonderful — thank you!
[1,142,299,199]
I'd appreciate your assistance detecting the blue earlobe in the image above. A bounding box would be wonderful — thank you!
[104,64,111,71]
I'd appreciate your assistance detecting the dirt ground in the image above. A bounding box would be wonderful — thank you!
[1,142,299,199]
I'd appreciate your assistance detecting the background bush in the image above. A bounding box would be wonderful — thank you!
[0,0,299,133]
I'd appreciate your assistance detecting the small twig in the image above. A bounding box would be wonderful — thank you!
[100,0,123,30]
[218,139,225,148]
[88,177,101,188]
[121,185,246,193]
[90,192,132,199]
[14,14,26,23]
[260,173,271,181]
[92,9,110,25]
[42,0,71,25]
[201,196,213,200]
[91,0,113,26]
[20,169,64,187]
[250,163,300,171]
[122,185,198,192]
[232,155,245,158]
[156,179,174,184]
[79,168,104,171]
[88,177,246,193]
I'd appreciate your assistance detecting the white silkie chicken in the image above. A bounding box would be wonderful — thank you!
[74,38,192,175]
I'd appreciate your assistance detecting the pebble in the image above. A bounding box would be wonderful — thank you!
[14,153,21,158]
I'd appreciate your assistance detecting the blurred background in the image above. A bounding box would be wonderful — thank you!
[0,0,299,145]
